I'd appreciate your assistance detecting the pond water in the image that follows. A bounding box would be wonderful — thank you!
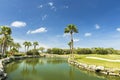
[5,58,120,80]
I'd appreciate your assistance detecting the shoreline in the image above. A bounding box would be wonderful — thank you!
[68,58,120,77]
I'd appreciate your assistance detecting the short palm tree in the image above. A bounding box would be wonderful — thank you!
[33,42,39,49]
[0,26,12,56]
[64,24,78,58]
[26,42,32,51]
[23,41,28,52]
[14,43,21,52]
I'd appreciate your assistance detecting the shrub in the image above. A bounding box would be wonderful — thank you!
[26,49,39,55]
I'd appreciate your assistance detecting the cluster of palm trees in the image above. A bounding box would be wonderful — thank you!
[0,26,21,57]
[23,41,45,53]
[64,24,78,58]
[23,41,39,52]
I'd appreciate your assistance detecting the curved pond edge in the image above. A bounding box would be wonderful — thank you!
[68,58,120,77]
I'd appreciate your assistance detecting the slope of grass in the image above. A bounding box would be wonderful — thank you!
[74,54,120,68]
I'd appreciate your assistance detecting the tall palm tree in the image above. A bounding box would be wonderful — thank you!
[33,42,39,49]
[0,26,12,56]
[68,41,72,54]
[64,24,78,58]
[26,42,32,51]
[23,41,28,52]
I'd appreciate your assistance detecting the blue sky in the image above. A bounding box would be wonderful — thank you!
[1,0,120,50]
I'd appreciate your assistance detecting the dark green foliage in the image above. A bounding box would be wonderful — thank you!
[26,49,39,55]
[47,47,118,55]
[77,48,92,54]
[47,48,71,55]
[51,48,63,54]
[13,53,24,57]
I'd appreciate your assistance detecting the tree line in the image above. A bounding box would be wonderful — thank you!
[46,47,118,55]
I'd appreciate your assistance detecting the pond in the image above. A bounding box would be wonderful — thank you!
[5,58,120,80]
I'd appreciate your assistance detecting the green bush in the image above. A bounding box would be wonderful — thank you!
[26,49,39,55]
[13,53,25,57]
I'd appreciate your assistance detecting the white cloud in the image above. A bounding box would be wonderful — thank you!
[48,2,53,6]
[116,28,120,32]
[85,33,92,37]
[38,5,43,8]
[27,27,47,34]
[48,2,56,11]
[74,38,79,42]
[63,6,69,9]
[11,21,26,27]
[42,14,47,21]
[95,24,100,29]
[63,33,70,37]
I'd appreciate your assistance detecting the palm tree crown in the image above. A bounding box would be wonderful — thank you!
[33,42,39,49]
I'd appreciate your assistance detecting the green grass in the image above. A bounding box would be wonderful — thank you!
[74,54,120,68]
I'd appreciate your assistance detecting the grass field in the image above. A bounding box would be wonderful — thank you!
[74,54,120,69]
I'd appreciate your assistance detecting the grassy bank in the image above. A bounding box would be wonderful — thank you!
[74,54,120,69]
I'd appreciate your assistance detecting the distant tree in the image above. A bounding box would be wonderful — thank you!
[64,24,78,58]
[39,47,45,53]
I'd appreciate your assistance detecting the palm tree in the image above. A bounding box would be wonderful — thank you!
[26,42,32,51]
[14,43,21,52]
[23,41,28,52]
[39,47,45,53]
[0,26,12,56]
[6,35,13,51]
[33,42,39,49]
[0,38,3,53]
[64,24,78,58]
[68,41,72,54]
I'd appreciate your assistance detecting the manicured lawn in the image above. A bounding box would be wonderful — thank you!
[74,54,120,68]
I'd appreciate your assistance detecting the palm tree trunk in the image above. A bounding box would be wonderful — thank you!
[2,38,6,57]
[70,33,74,59]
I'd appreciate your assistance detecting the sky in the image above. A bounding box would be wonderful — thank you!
[0,0,120,50]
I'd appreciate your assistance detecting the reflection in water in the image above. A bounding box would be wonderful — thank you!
[69,66,74,80]
[5,58,120,80]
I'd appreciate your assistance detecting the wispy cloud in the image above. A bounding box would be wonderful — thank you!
[48,2,54,6]
[63,6,69,9]
[38,5,43,8]
[116,28,120,32]
[95,24,100,29]
[63,33,70,37]
[42,14,47,21]
[84,33,92,37]
[27,27,47,34]
[74,38,79,42]
[48,2,56,11]
[11,21,26,28]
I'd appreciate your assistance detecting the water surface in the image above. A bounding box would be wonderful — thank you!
[5,58,120,80]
